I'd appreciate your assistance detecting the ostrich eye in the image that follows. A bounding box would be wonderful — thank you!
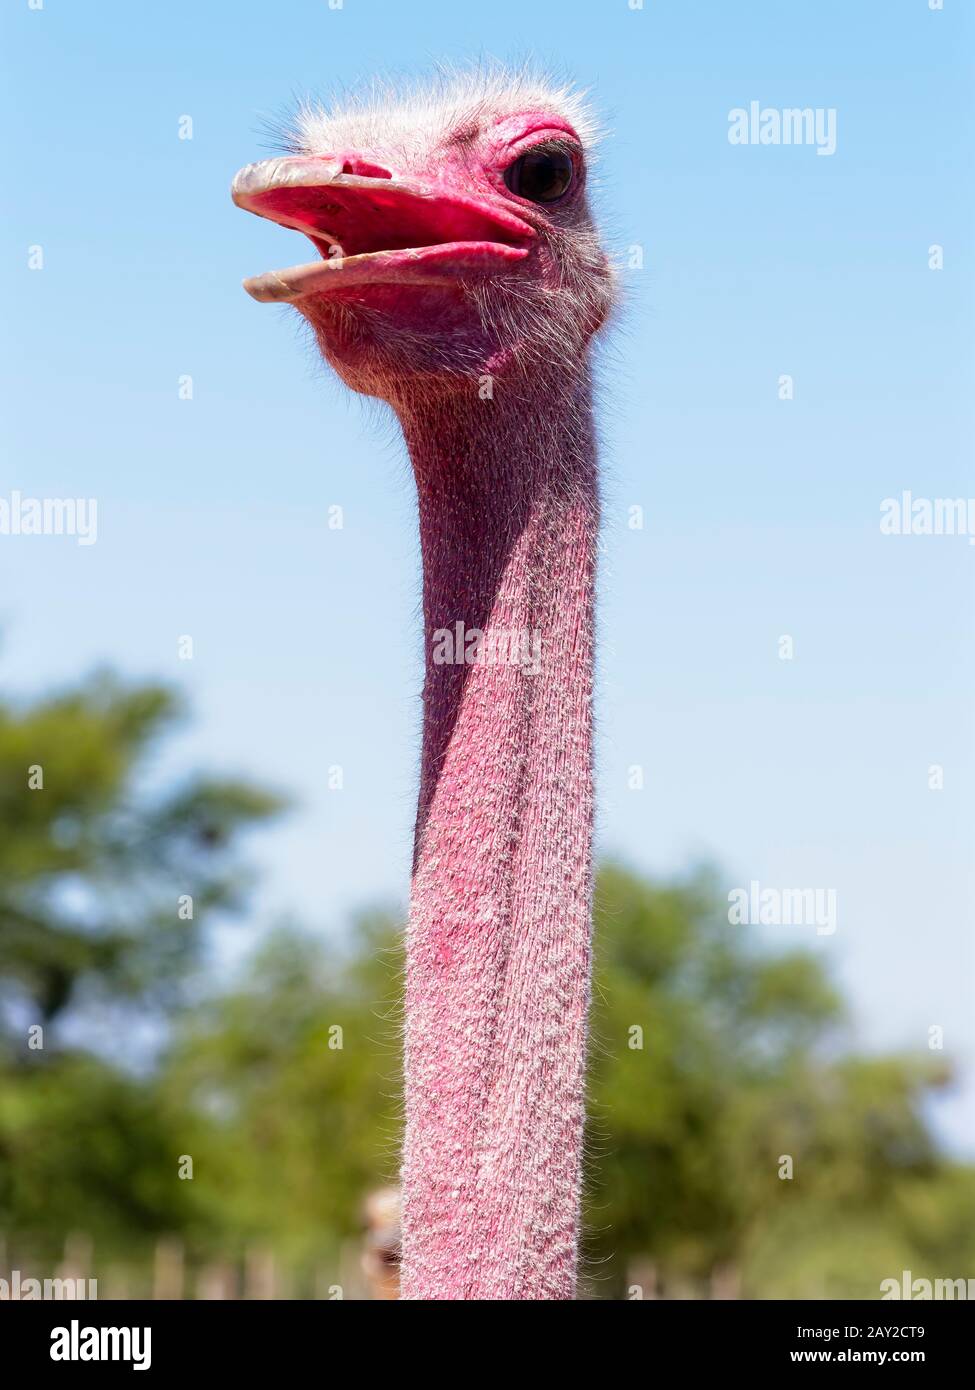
[503,146,575,203]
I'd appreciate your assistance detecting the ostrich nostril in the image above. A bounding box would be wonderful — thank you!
[340,157,393,179]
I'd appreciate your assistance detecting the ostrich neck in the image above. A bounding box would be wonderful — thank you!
[397,363,598,1300]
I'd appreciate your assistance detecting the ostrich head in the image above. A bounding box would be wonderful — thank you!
[232,68,613,402]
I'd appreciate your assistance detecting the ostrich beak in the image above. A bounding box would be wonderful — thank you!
[232,157,534,303]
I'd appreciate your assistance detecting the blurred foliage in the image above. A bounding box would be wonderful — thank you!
[0,672,283,1031]
[585,865,972,1296]
[0,671,284,1261]
[1,671,973,1296]
[158,915,403,1263]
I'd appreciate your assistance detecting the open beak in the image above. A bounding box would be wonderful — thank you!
[232,157,534,303]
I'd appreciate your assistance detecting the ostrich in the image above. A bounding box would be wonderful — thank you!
[233,67,614,1300]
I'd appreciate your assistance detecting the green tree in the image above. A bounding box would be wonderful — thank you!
[586,863,972,1298]
[0,670,283,1257]
[0,671,282,1040]
[160,913,403,1266]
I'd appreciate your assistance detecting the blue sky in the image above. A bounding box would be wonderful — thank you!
[2,1,973,1148]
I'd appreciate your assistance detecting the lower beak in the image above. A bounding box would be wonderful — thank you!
[231,157,534,303]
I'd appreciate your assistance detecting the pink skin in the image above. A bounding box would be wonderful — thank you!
[234,97,613,1299]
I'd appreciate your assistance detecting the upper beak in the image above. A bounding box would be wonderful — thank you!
[232,157,534,302]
